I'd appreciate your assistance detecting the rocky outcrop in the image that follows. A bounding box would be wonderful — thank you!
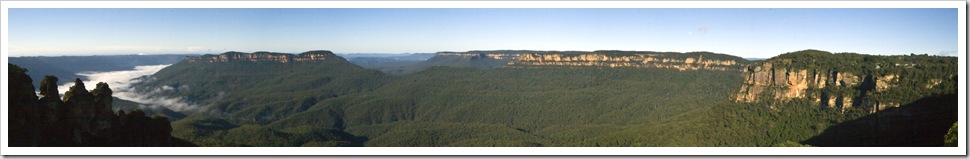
[64,78,103,143]
[734,61,872,111]
[734,50,956,114]
[8,64,193,147]
[183,50,342,63]
[737,61,849,102]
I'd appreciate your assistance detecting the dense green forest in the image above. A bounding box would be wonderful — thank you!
[9,49,958,147]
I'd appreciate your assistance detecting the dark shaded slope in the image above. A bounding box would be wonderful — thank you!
[170,115,366,147]
[802,94,958,146]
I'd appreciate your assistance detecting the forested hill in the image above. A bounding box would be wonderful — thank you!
[135,50,389,121]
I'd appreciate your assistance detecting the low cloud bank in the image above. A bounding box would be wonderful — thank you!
[56,64,201,112]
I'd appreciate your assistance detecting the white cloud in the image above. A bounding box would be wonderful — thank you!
[56,64,204,112]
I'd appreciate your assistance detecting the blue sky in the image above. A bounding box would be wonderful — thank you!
[7,8,958,58]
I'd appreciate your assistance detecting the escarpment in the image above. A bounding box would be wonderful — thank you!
[183,50,344,63]
[514,52,741,71]
[431,50,748,71]
[734,50,957,113]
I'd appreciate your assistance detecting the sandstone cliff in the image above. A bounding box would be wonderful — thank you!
[183,50,343,63]
[735,60,869,111]
[734,50,957,113]
[513,51,742,71]
[432,50,747,71]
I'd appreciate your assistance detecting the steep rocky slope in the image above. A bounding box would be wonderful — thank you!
[734,50,957,113]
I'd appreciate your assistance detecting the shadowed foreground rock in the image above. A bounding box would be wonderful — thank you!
[8,64,195,147]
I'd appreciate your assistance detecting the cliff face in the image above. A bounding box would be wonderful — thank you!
[435,52,521,60]
[513,52,741,71]
[735,60,874,111]
[433,50,746,71]
[733,50,956,113]
[183,50,342,63]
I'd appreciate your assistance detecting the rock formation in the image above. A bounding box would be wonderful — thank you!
[734,60,872,112]
[733,50,956,114]
[7,64,194,147]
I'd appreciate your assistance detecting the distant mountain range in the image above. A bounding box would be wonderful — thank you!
[9,55,187,87]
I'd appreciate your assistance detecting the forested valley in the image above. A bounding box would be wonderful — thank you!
[7,49,958,147]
